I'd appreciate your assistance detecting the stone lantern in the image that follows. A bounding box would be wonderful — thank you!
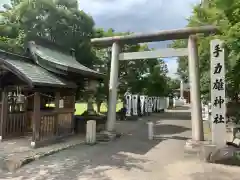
[84,79,99,93]
[84,79,100,114]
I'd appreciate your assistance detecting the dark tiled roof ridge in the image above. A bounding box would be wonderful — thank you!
[27,37,74,56]
[29,42,104,78]
[0,49,33,62]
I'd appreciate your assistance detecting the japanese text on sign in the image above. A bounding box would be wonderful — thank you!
[213,114,225,124]
[213,44,223,58]
[213,79,224,91]
[210,39,226,147]
[213,96,224,108]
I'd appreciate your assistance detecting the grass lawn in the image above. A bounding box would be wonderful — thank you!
[75,102,123,115]
[47,101,123,115]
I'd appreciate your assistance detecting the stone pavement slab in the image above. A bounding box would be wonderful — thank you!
[0,134,85,172]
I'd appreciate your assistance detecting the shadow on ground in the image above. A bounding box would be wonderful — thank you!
[173,106,190,110]
[0,122,162,179]
[0,108,191,180]
[152,111,191,121]
[154,124,190,135]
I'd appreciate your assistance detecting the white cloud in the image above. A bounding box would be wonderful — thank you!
[79,0,161,16]
[79,0,199,32]
[0,0,10,10]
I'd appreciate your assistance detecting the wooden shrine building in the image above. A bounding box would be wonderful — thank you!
[0,39,103,148]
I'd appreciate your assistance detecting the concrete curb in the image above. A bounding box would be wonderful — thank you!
[2,141,85,172]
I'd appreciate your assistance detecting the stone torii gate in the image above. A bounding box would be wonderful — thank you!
[91,26,218,143]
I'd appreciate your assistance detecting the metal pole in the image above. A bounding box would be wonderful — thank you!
[188,35,204,141]
[106,42,120,132]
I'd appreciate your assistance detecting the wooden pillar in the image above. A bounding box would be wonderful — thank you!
[54,92,60,136]
[71,94,76,134]
[24,91,28,132]
[31,92,40,147]
[0,88,8,141]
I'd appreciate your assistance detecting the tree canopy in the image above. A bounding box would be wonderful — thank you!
[173,0,240,101]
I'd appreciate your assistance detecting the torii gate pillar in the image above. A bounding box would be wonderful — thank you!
[106,42,120,132]
[188,35,204,141]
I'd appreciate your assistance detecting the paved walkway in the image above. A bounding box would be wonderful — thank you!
[0,134,86,172]
[0,106,240,180]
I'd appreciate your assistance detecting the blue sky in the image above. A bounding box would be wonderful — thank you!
[0,0,200,78]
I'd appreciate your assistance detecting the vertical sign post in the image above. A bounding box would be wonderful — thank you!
[210,39,226,147]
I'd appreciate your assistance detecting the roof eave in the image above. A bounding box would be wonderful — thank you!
[0,59,34,89]
[32,82,77,89]
[67,66,105,79]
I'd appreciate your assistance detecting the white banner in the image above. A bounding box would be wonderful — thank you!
[125,94,132,117]
[152,97,155,112]
[210,39,226,147]
[166,97,169,109]
[160,97,164,110]
[154,97,158,112]
[164,97,168,109]
[132,95,138,116]
[202,103,209,121]
[173,98,176,108]
[140,95,145,115]
[145,96,148,113]
[157,97,160,111]
[148,97,153,113]
[152,97,156,112]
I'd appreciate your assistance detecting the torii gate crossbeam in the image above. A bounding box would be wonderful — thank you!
[91,25,218,143]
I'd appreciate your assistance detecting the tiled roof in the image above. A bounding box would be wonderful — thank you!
[0,50,77,88]
[29,42,104,78]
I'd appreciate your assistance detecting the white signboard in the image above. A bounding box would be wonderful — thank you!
[210,39,226,147]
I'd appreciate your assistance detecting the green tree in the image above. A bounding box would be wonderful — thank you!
[166,78,180,96]
[172,0,240,101]
[1,0,95,66]
[0,0,102,113]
